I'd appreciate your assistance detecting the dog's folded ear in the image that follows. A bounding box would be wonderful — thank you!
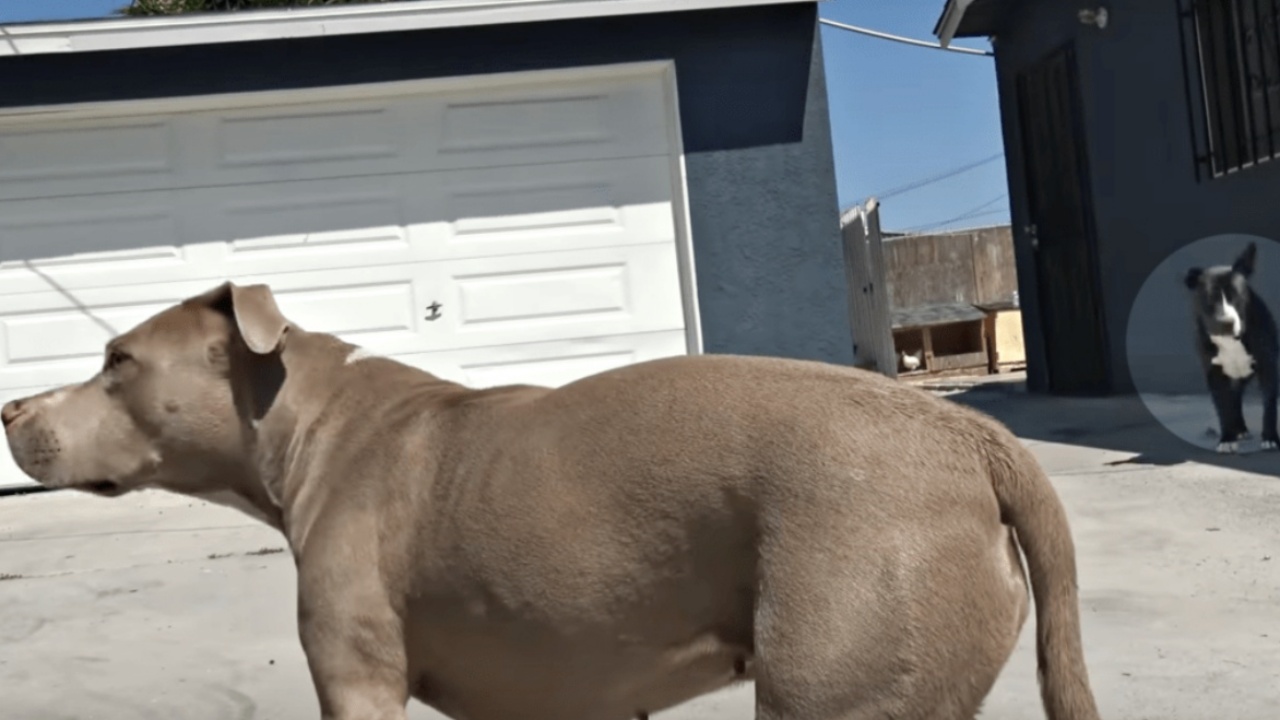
[229,283,289,355]
[197,281,289,355]
[1184,267,1204,289]
[1234,242,1258,277]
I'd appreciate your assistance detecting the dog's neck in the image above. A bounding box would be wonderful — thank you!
[191,474,286,532]
[241,328,458,548]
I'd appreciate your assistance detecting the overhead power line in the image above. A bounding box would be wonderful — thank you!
[900,193,1009,234]
[870,152,1004,202]
[908,208,1009,233]
[818,18,994,57]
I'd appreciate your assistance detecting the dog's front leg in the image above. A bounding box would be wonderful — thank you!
[1209,372,1243,453]
[1230,382,1250,439]
[297,560,409,720]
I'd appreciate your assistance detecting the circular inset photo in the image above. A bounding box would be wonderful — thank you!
[1128,234,1280,455]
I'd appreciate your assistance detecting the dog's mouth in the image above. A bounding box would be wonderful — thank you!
[73,479,126,497]
[1211,317,1243,339]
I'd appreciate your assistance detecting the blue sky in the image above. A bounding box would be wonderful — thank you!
[0,0,1009,234]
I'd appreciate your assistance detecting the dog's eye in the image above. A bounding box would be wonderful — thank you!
[104,349,131,371]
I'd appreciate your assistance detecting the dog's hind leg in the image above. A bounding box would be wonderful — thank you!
[1259,361,1279,450]
[751,518,1025,720]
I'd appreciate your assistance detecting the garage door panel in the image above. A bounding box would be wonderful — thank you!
[243,245,686,356]
[394,329,689,390]
[270,280,420,343]
[0,288,407,394]
[454,262,629,326]
[434,155,675,258]
[0,70,671,202]
[0,156,677,296]
[0,196,188,268]
[429,243,685,351]
[0,241,213,298]
[262,244,686,354]
[0,288,202,391]
[202,72,671,182]
[0,242,683,388]
[2,300,178,369]
[0,116,177,196]
[213,156,677,267]
[210,105,405,170]
[0,268,418,391]
[0,246,686,391]
[0,189,228,289]
[434,88,633,160]
[219,182,412,261]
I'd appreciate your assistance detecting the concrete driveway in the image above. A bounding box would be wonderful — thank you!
[1,381,1278,719]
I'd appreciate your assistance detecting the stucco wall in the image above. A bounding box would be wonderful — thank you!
[994,0,1280,394]
[0,3,851,366]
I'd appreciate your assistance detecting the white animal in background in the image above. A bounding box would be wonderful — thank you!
[901,349,923,372]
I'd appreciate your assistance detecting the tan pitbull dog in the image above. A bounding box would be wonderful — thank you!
[2,281,1101,720]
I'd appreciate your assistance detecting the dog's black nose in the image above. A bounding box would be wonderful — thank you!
[1,399,27,429]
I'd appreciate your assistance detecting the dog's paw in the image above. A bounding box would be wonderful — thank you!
[1263,438,1280,451]
[1217,440,1240,454]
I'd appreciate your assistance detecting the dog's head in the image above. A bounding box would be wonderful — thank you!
[1,282,289,499]
[1184,242,1258,339]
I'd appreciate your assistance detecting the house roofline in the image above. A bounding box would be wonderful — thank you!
[933,0,977,47]
[0,0,820,58]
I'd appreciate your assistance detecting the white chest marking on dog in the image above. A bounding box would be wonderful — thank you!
[193,490,275,526]
[1210,334,1255,379]
[1217,292,1243,338]
[344,346,378,365]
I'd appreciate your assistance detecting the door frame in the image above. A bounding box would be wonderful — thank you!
[1013,40,1113,395]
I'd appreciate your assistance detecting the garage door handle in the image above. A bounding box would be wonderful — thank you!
[425,302,443,322]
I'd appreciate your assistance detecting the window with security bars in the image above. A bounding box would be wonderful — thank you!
[1180,0,1280,178]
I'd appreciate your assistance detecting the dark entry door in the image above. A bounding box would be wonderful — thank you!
[1015,43,1110,395]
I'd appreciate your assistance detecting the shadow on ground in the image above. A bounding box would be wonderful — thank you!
[931,375,1280,478]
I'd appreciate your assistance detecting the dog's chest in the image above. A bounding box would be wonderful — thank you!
[1210,334,1256,379]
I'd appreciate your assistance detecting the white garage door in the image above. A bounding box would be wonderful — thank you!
[0,62,697,490]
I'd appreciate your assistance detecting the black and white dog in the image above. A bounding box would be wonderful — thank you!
[1184,242,1280,453]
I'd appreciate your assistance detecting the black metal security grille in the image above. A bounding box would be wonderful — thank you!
[1179,0,1280,178]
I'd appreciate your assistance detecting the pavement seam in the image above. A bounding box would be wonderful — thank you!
[0,550,288,582]
[0,522,259,544]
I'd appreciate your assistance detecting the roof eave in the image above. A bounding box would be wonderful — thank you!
[933,0,977,47]
[0,0,821,58]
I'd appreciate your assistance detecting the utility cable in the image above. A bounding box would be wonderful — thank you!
[818,18,994,57]
[900,193,1009,234]
[870,152,1004,202]
[901,208,1008,234]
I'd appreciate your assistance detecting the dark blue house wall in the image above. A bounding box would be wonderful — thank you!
[994,0,1280,394]
[0,3,852,366]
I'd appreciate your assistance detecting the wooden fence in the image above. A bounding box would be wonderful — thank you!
[840,199,897,378]
[840,215,1020,379]
[881,225,1017,309]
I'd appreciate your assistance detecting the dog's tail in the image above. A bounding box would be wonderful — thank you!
[985,434,1101,720]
